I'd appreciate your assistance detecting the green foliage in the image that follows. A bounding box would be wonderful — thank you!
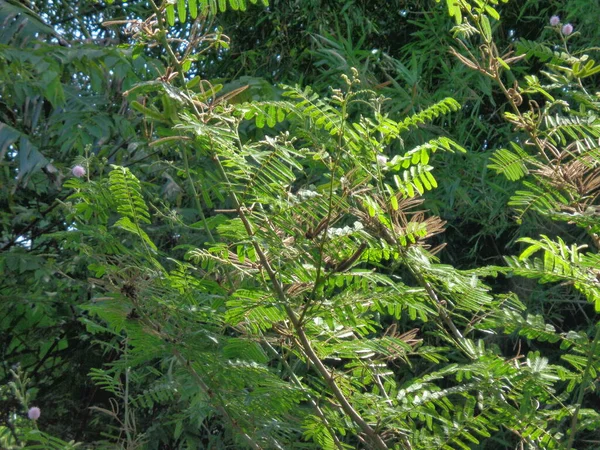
[0,0,57,45]
[449,2,600,447]
[2,0,600,449]
[164,0,268,21]
[108,166,157,252]
[488,142,536,181]
[506,235,600,310]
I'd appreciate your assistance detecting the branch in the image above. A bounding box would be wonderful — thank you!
[1,199,62,252]
[262,339,346,450]
[213,157,391,450]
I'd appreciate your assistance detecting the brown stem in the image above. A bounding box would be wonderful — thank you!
[262,339,346,450]
[213,157,390,450]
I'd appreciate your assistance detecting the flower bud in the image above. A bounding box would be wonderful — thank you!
[72,165,86,178]
[562,23,574,36]
[28,407,41,420]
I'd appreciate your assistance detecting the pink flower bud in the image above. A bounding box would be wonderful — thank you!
[28,407,41,420]
[72,165,86,178]
[562,23,573,36]
[549,15,560,26]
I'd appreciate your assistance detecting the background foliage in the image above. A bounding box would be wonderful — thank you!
[1,0,599,448]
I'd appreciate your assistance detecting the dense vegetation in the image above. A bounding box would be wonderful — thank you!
[1,0,599,448]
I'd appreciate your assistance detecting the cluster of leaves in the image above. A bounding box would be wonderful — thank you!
[1,0,599,449]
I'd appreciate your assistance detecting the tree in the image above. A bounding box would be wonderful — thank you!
[1,0,599,448]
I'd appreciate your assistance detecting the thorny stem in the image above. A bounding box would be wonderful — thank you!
[212,156,391,450]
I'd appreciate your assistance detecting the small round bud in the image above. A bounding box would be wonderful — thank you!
[562,23,574,36]
[72,165,86,178]
[549,15,560,26]
[28,407,41,420]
